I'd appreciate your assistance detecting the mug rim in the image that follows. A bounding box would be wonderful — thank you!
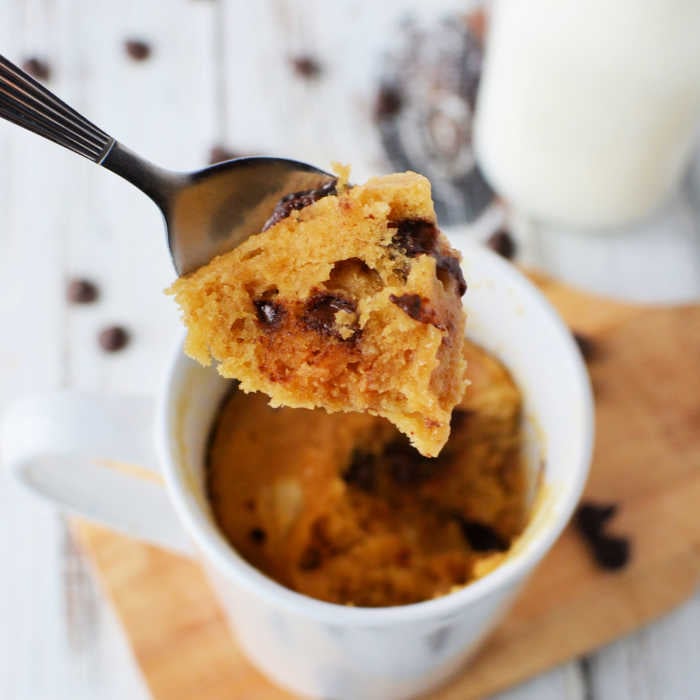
[157,241,594,626]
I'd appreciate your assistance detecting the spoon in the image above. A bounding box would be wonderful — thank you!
[0,54,335,275]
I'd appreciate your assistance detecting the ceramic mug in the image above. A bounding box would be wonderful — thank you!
[2,238,594,700]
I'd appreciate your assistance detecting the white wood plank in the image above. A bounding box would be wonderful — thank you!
[1,1,216,699]
[587,592,700,700]
[493,663,586,700]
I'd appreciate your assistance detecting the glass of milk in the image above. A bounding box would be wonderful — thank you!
[474,0,700,230]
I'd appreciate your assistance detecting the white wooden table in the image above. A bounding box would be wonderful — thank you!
[1,2,700,699]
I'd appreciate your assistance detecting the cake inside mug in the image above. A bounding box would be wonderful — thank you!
[206,340,530,607]
[168,168,467,458]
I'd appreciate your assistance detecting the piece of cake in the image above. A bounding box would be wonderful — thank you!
[168,169,467,456]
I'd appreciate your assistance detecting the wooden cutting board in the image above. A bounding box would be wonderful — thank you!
[72,277,700,700]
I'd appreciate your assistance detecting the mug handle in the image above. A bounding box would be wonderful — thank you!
[1,391,193,555]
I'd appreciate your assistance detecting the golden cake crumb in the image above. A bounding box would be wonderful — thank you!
[168,170,467,457]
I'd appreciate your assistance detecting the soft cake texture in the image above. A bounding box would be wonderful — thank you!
[207,341,527,607]
[168,171,467,457]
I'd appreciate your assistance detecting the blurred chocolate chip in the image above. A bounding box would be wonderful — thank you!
[486,229,516,260]
[208,145,241,164]
[573,332,597,362]
[249,527,267,544]
[299,547,322,571]
[592,535,630,571]
[290,55,323,79]
[343,450,376,492]
[98,325,130,352]
[67,278,99,304]
[576,502,617,538]
[575,501,631,571]
[21,57,51,81]
[374,84,403,121]
[459,519,508,552]
[124,39,152,61]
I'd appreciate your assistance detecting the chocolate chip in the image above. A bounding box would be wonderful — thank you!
[253,298,286,329]
[21,57,51,81]
[124,39,152,61]
[98,325,130,352]
[486,229,516,260]
[67,278,99,304]
[342,450,376,492]
[299,546,322,571]
[575,502,617,539]
[249,527,267,544]
[390,219,467,296]
[290,55,322,79]
[573,332,597,362]
[575,501,631,571]
[262,180,337,231]
[459,519,508,552]
[374,84,403,121]
[302,293,356,338]
[208,145,241,164]
[389,293,444,328]
[592,535,630,571]
[390,219,438,257]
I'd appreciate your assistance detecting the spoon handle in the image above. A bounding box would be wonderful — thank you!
[0,55,114,162]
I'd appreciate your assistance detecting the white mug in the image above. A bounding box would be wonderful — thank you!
[2,239,593,700]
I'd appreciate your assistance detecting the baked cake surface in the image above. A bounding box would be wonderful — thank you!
[207,340,527,607]
[168,170,467,457]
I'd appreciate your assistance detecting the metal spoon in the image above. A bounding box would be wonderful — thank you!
[0,54,334,275]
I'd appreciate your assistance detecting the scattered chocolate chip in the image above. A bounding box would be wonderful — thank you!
[299,546,322,571]
[244,499,256,511]
[249,527,267,544]
[573,332,597,362]
[575,502,617,539]
[302,293,356,338]
[592,535,630,571]
[342,450,376,492]
[459,519,508,552]
[253,298,286,329]
[374,84,403,121]
[389,293,444,328]
[124,39,152,62]
[575,501,631,571]
[208,145,241,164]
[67,278,99,304]
[486,229,516,260]
[262,180,337,231]
[98,325,130,353]
[21,57,51,81]
[290,55,322,79]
